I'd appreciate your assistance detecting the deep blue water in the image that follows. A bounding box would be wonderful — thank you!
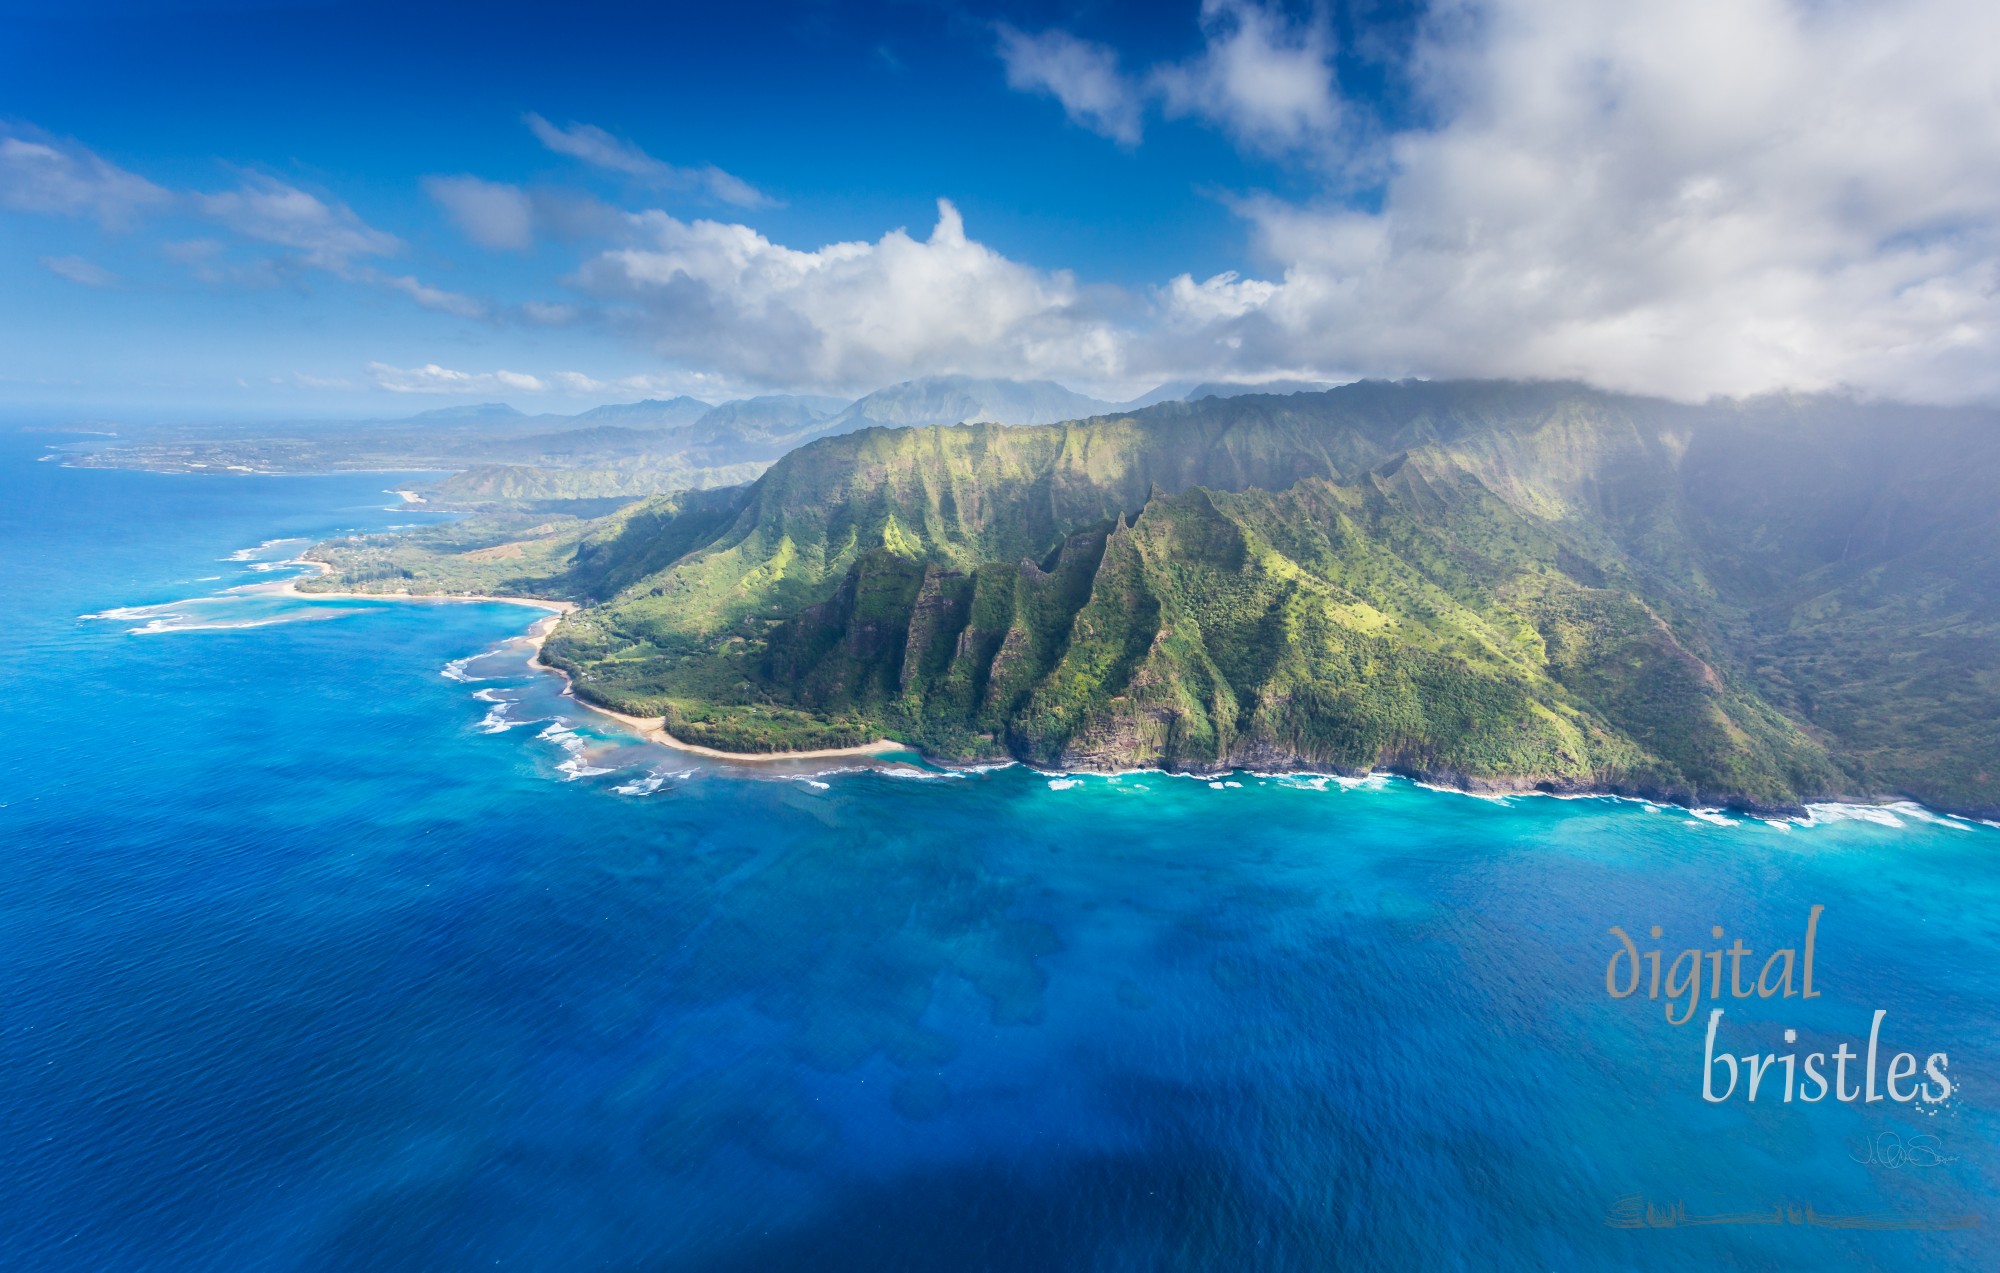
[2,431,1998,1270]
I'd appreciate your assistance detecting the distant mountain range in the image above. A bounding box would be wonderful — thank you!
[66,376,1339,498]
[402,401,537,422]
[396,375,1331,437]
[819,376,1120,433]
[570,397,714,429]
[1122,379,1334,409]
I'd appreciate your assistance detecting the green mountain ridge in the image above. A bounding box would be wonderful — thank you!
[306,380,2000,815]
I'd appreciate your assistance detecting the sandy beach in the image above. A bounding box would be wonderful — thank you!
[287,583,576,613]
[522,620,905,764]
[282,559,577,614]
[286,560,896,764]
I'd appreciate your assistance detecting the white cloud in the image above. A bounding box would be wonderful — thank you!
[12,4,2000,409]
[573,199,1128,390]
[190,178,487,318]
[377,273,485,319]
[525,113,770,208]
[1164,269,1278,325]
[0,129,409,278]
[996,26,1144,145]
[365,363,709,399]
[424,175,533,250]
[546,369,715,397]
[526,114,661,180]
[1151,1,1342,156]
[368,362,548,394]
[195,178,400,268]
[519,300,579,325]
[40,255,120,288]
[162,236,288,289]
[0,127,489,323]
[1150,0,2000,403]
[0,132,171,227]
[285,372,355,390]
[995,4,1341,158]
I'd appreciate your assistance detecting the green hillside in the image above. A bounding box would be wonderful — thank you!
[318,381,2000,815]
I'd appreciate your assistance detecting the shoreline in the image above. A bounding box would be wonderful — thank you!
[286,561,899,764]
[524,624,906,763]
[288,566,1980,815]
[282,559,576,614]
[520,615,1925,810]
[58,457,463,478]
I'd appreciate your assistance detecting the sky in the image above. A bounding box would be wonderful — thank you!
[2,0,1997,418]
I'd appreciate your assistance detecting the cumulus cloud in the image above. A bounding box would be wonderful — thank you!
[572,199,1127,390]
[990,0,2000,403]
[367,362,547,394]
[11,1,2000,409]
[995,26,1144,145]
[1147,0,2000,403]
[1150,0,1342,156]
[424,174,533,250]
[40,255,120,288]
[525,113,770,208]
[996,3,1340,157]
[0,131,172,227]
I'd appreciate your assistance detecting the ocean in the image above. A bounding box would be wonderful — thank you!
[2,430,1995,1270]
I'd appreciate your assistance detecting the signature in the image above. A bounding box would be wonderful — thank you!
[1850,1131,1955,1170]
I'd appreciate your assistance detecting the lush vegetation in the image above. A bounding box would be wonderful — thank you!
[297,486,749,599]
[310,381,2000,815]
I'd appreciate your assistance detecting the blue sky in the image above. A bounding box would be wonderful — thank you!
[4,0,1997,417]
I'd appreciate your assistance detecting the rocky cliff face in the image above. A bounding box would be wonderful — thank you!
[528,380,2000,815]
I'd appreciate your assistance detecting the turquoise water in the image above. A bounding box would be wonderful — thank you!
[2,431,1997,1270]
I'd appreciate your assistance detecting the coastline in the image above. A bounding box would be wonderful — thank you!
[524,613,1894,809]
[289,583,575,613]
[292,563,1966,814]
[523,621,906,763]
[287,558,902,764]
[57,457,462,477]
[282,559,576,614]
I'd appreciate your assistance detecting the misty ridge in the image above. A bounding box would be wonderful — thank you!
[55,375,1335,499]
